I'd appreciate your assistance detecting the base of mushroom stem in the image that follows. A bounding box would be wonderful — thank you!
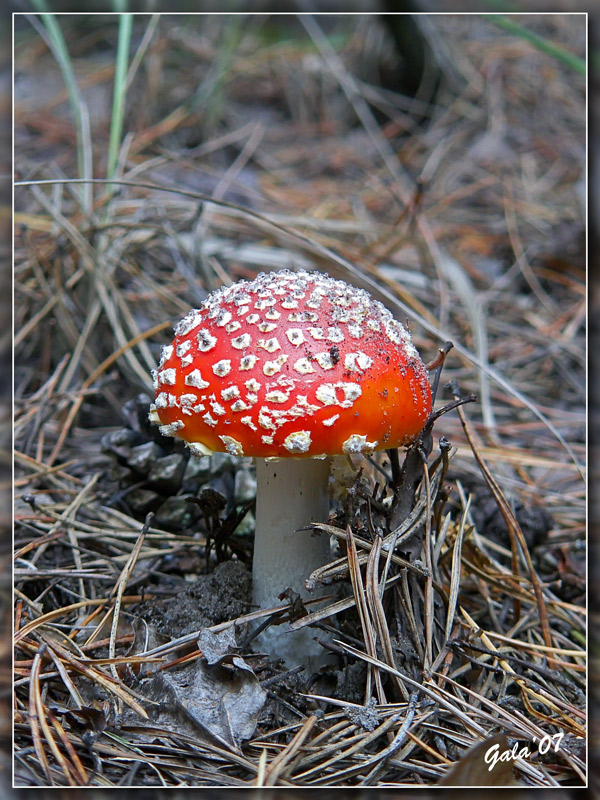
[252,456,334,670]
[254,620,335,673]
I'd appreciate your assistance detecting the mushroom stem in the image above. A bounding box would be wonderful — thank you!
[253,457,331,667]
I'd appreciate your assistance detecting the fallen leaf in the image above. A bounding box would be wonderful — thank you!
[438,734,521,787]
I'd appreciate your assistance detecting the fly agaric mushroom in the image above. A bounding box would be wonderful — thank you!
[150,269,431,666]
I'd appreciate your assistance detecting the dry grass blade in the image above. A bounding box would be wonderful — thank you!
[36,631,151,719]
[28,649,53,785]
[291,709,401,784]
[421,457,435,670]
[444,495,470,642]
[47,707,89,785]
[365,535,409,701]
[262,714,319,786]
[30,647,81,786]
[16,598,123,643]
[45,644,85,709]
[459,607,585,736]
[359,693,420,785]
[453,392,556,662]
[107,513,150,679]
[345,525,385,705]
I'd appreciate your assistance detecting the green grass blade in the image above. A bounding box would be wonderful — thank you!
[27,13,93,213]
[487,14,586,75]
[106,13,133,185]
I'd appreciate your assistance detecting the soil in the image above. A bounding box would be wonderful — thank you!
[138,559,253,637]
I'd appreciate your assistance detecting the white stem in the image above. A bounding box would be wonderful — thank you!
[253,457,331,667]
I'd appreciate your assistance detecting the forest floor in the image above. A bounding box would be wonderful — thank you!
[13,13,586,788]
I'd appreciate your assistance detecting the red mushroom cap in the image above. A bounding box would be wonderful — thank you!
[150,270,432,459]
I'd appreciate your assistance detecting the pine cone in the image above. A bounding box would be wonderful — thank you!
[100,394,256,536]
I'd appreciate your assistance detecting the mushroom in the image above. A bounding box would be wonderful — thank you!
[150,269,432,667]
